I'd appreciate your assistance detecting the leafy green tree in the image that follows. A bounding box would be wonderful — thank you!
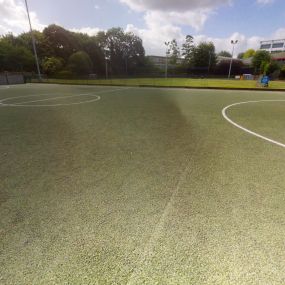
[17,31,47,59]
[97,28,145,75]
[191,42,217,72]
[182,35,194,65]
[264,60,280,76]
[67,51,93,75]
[0,39,34,72]
[43,25,80,61]
[74,33,105,75]
[252,50,271,74]
[243,49,255,59]
[279,65,285,79]
[169,39,180,64]
[218,50,232,57]
[42,57,63,75]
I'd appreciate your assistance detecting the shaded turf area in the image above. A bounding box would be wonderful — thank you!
[0,84,284,284]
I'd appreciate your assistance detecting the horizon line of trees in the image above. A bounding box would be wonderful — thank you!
[0,24,284,79]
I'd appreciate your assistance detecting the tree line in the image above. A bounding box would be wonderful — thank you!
[0,24,284,78]
[0,25,145,78]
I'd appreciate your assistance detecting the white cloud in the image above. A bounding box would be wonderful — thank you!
[70,27,101,36]
[120,0,231,12]
[121,0,283,56]
[127,22,264,56]
[121,0,231,32]
[0,0,45,35]
[194,33,263,56]
[273,28,285,39]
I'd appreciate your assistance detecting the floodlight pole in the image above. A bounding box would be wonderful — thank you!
[165,41,170,79]
[208,51,212,75]
[104,48,110,80]
[24,0,41,81]
[105,58,108,80]
[228,40,238,79]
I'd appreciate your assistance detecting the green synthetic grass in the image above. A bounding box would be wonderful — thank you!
[34,77,285,90]
[0,84,285,284]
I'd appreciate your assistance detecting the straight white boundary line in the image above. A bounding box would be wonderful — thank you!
[222,100,285,148]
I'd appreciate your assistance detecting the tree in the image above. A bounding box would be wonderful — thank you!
[243,49,255,59]
[264,60,280,77]
[181,35,194,65]
[97,28,145,75]
[169,39,180,64]
[74,33,105,75]
[252,50,271,74]
[218,50,232,57]
[279,65,285,79]
[191,42,216,73]
[42,25,80,61]
[237,52,245,59]
[67,51,93,75]
[42,57,63,75]
[0,39,34,72]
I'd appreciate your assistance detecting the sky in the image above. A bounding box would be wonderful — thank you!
[1,0,285,56]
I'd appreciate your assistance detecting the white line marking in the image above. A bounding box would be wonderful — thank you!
[9,93,95,105]
[0,87,129,107]
[126,159,192,284]
[222,100,285,148]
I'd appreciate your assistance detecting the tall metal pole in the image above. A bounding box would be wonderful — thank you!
[24,0,41,80]
[165,41,170,79]
[104,48,110,80]
[228,40,238,79]
[208,51,212,75]
[105,59,108,80]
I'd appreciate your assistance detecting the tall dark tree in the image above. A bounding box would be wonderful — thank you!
[191,42,216,72]
[97,28,145,75]
[181,35,194,65]
[169,39,180,64]
[42,25,80,61]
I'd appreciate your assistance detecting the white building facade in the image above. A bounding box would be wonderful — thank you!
[260,39,285,53]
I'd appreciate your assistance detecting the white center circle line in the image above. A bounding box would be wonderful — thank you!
[222,99,285,149]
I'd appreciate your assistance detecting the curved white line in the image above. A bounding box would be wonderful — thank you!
[0,93,100,107]
[0,87,127,107]
[222,100,285,148]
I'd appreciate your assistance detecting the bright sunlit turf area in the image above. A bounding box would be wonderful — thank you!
[34,77,285,90]
[0,84,285,284]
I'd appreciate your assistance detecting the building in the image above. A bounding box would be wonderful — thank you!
[147,55,183,70]
[260,39,285,53]
[271,52,285,65]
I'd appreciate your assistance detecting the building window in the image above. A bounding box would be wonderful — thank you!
[272,43,284,49]
[260,44,271,49]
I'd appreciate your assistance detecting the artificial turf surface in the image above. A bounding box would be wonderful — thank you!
[34,77,285,90]
[0,84,284,284]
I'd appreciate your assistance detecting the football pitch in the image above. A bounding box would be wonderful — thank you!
[0,84,284,284]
